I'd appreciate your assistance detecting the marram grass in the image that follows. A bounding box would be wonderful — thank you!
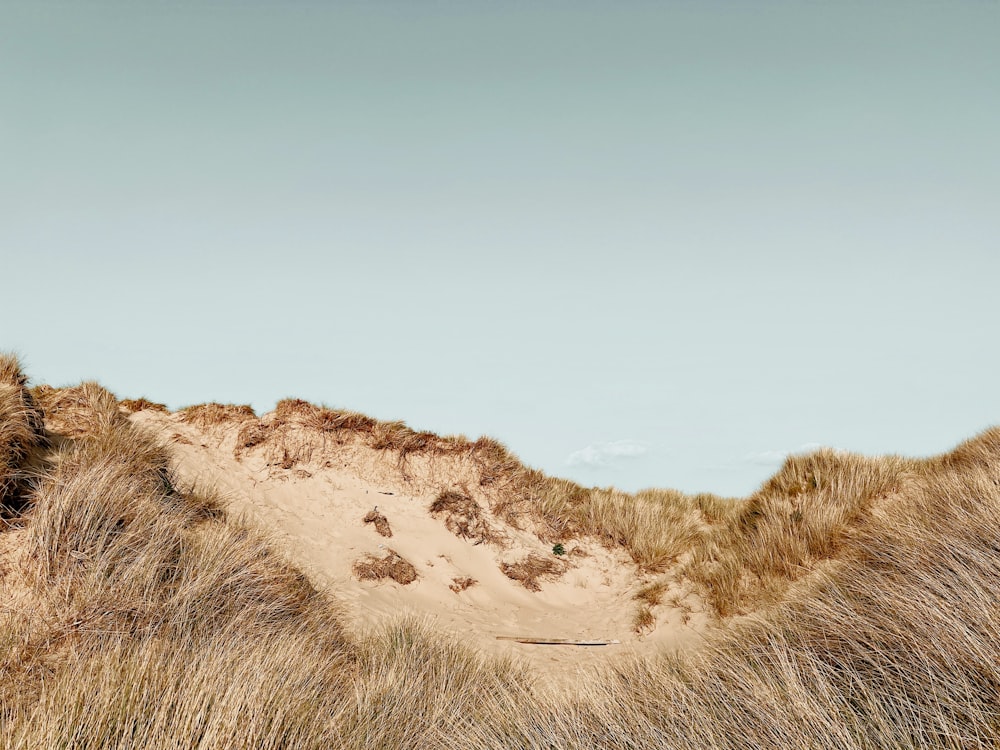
[3,353,1000,749]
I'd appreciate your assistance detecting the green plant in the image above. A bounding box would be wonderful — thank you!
[552,543,565,556]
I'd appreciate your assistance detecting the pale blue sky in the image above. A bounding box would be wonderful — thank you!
[2,2,998,495]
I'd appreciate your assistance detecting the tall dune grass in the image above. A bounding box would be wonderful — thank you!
[4,356,1000,747]
[0,353,45,513]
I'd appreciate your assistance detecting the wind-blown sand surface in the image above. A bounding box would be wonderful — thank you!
[132,408,709,677]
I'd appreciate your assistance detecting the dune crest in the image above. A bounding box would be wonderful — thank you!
[130,401,709,672]
[7,361,1000,747]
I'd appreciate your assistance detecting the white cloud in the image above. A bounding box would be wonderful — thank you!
[566,440,649,468]
[742,442,825,466]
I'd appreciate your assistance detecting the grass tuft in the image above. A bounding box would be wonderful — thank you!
[499,554,566,592]
[119,397,168,413]
[352,550,418,585]
[429,490,497,545]
[362,508,393,538]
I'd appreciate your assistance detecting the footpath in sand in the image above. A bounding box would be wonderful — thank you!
[131,406,709,675]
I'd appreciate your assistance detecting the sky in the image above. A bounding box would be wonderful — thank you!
[2,1,999,496]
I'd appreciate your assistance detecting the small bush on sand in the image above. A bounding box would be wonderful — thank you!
[449,576,478,593]
[363,509,393,538]
[353,550,418,585]
[429,490,496,544]
[119,398,168,413]
[500,554,565,592]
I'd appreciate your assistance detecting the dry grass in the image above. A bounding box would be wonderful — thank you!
[1,369,354,748]
[302,406,378,434]
[449,576,478,593]
[684,449,919,616]
[0,354,46,513]
[633,605,655,633]
[500,553,566,592]
[180,402,256,429]
[428,490,497,544]
[634,579,669,608]
[119,397,168,413]
[352,550,418,585]
[362,508,393,538]
[30,381,123,438]
[11,360,1000,748]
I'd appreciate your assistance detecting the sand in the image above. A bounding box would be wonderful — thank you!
[132,409,709,677]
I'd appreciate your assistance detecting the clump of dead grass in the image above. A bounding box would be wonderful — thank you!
[633,605,655,633]
[0,354,46,513]
[180,402,256,429]
[119,397,168,414]
[429,490,497,545]
[353,550,418,585]
[449,576,477,593]
[363,508,393,538]
[302,406,377,434]
[634,579,670,608]
[234,419,274,454]
[500,553,566,592]
[30,382,124,438]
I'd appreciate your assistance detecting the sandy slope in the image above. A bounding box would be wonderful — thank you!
[132,410,709,675]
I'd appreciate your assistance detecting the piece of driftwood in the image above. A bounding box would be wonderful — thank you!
[496,636,621,646]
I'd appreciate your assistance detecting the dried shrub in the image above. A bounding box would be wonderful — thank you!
[429,490,496,545]
[352,550,418,585]
[500,553,565,592]
[234,421,274,455]
[180,403,256,429]
[449,576,477,593]
[362,509,393,538]
[119,398,168,414]
[273,399,317,422]
[397,430,436,458]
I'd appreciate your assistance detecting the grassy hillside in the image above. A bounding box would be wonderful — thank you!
[3,353,999,748]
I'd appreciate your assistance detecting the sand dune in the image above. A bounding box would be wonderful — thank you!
[132,407,708,676]
[8,363,1000,748]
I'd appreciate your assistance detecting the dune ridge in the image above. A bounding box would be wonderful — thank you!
[2,353,1000,748]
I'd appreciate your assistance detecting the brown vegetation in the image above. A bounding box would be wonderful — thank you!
[633,605,655,633]
[362,508,393,538]
[683,449,919,616]
[179,402,256,428]
[10,353,1000,748]
[30,382,123,438]
[2,359,351,747]
[499,553,566,592]
[428,490,496,545]
[0,354,46,513]
[634,579,669,608]
[118,397,168,413]
[218,394,736,572]
[449,576,477,593]
[352,550,418,585]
